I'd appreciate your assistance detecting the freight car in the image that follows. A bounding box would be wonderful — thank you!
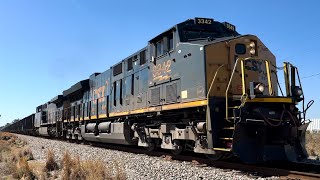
[4,114,35,135]
[3,18,313,163]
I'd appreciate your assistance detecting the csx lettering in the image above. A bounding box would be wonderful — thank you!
[245,60,263,73]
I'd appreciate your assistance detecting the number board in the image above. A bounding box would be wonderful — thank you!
[195,18,213,25]
[223,22,236,31]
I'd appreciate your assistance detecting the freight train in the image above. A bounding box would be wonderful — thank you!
[3,18,312,163]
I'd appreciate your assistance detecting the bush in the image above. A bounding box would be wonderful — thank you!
[306,132,320,157]
[82,160,107,180]
[62,151,73,180]
[12,157,35,180]
[61,151,127,180]
[44,149,58,172]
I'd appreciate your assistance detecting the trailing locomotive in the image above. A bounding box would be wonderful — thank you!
[3,18,311,163]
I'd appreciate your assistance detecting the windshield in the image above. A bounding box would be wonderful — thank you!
[180,22,239,42]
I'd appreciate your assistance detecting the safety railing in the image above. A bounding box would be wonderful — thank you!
[206,64,226,131]
[225,57,273,121]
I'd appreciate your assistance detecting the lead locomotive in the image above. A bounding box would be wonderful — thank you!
[4,18,311,163]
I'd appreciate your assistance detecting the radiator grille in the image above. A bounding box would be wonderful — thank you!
[151,87,160,105]
[166,83,177,103]
[113,63,122,76]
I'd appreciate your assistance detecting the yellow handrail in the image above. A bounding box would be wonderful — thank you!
[225,57,274,121]
[225,58,242,121]
[283,62,291,96]
[265,60,273,95]
[206,64,226,130]
[240,59,246,95]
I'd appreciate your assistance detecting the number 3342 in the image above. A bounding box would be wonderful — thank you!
[197,19,212,25]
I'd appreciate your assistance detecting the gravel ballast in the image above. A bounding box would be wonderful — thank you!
[17,134,274,180]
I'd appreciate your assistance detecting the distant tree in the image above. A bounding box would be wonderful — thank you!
[0,123,11,130]
[12,119,20,123]
[3,123,10,127]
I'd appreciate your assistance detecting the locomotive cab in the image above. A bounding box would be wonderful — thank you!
[202,25,309,163]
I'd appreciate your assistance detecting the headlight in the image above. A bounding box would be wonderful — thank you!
[255,83,265,93]
[250,41,256,48]
[249,82,265,98]
[293,86,303,96]
[250,48,256,55]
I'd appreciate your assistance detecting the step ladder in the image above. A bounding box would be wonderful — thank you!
[213,100,240,152]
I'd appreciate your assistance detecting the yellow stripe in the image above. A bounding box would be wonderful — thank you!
[148,106,161,112]
[91,116,97,120]
[84,117,90,121]
[105,100,207,118]
[99,114,107,118]
[130,108,148,114]
[80,117,83,121]
[162,100,207,111]
[246,97,293,103]
[109,111,129,117]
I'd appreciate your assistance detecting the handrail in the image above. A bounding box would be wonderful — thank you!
[225,58,242,121]
[225,57,274,121]
[265,61,273,95]
[206,64,226,130]
[283,62,291,96]
[206,64,226,149]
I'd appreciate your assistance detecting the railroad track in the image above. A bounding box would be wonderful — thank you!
[31,134,320,179]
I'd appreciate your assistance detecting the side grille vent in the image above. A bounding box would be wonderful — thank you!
[113,63,122,76]
[151,87,160,105]
[166,83,177,103]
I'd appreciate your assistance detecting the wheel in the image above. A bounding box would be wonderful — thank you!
[171,140,185,155]
[144,143,156,152]
[222,152,233,159]
[205,151,224,161]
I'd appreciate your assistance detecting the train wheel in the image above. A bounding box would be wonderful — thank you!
[222,152,233,159]
[205,151,223,161]
[171,140,185,155]
[145,143,156,152]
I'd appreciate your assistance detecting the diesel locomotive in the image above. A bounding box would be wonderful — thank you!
[3,18,311,163]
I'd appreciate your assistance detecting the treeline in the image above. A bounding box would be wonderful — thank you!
[0,119,20,130]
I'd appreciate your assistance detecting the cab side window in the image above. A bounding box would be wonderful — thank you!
[155,40,163,57]
[168,33,174,51]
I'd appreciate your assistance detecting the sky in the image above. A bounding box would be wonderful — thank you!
[0,0,320,126]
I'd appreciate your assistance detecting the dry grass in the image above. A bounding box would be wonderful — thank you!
[0,132,36,179]
[61,150,73,179]
[306,131,320,157]
[69,156,85,180]
[60,151,126,180]
[0,133,127,179]
[44,149,58,172]
[12,157,35,180]
[82,160,107,180]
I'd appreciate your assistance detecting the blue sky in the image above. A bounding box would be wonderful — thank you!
[0,0,320,126]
